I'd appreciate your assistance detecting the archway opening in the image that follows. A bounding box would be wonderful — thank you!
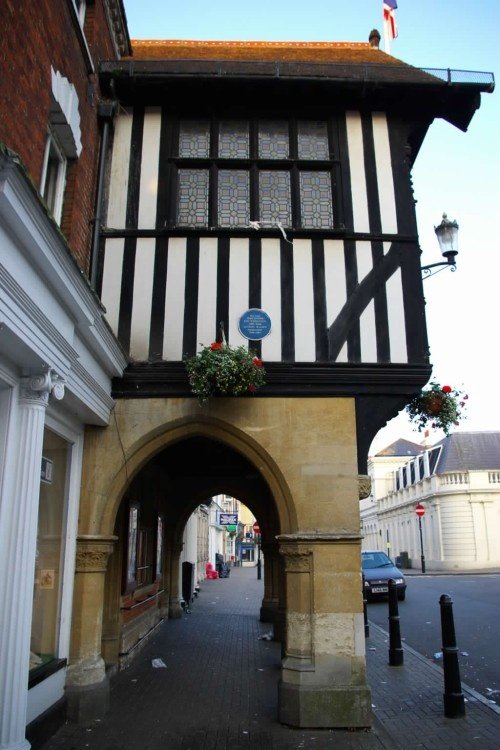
[102,435,284,668]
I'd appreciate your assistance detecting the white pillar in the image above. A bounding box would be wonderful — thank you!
[0,372,64,750]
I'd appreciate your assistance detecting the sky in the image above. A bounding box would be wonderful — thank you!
[122,1,500,454]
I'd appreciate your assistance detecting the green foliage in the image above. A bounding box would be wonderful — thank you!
[406,381,468,435]
[185,342,266,403]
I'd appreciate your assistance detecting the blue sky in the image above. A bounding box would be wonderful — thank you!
[123,1,500,452]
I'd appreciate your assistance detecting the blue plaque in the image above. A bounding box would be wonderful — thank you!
[238,309,272,341]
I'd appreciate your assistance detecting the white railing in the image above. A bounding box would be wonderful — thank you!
[440,472,468,485]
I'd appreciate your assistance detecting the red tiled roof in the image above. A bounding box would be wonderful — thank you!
[128,39,403,65]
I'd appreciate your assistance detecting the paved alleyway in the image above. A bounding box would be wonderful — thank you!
[36,566,499,750]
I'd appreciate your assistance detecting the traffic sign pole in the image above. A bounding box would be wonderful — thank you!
[415,504,426,573]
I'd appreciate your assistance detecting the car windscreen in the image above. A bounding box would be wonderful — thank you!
[362,552,393,569]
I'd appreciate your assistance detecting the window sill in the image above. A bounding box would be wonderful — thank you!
[29,658,67,690]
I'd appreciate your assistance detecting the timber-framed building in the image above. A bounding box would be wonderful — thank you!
[0,8,494,744]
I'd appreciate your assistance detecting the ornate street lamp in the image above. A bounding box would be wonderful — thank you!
[421,213,459,278]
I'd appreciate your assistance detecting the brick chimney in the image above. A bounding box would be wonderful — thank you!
[369,29,381,49]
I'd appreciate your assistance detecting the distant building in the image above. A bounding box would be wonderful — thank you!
[361,432,500,570]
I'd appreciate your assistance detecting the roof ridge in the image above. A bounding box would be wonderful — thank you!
[130,39,373,49]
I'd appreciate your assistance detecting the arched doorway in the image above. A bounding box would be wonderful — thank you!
[100,435,285,668]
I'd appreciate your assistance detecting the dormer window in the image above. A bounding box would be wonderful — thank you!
[171,117,338,230]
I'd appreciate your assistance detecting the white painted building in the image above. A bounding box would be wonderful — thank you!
[0,152,127,745]
[208,496,227,568]
[361,432,500,570]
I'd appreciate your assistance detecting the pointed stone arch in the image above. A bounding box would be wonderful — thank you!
[83,409,297,539]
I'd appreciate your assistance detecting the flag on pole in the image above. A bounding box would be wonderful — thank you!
[383,1,398,40]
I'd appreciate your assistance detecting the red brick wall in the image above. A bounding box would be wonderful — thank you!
[0,0,122,274]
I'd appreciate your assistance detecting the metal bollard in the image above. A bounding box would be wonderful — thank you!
[439,594,466,718]
[362,575,370,638]
[388,579,404,666]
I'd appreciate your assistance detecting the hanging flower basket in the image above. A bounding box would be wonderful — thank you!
[185,342,266,403]
[405,381,468,435]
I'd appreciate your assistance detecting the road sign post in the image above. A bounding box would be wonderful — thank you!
[415,504,426,573]
[252,523,261,579]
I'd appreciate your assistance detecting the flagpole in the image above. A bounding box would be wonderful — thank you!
[384,21,391,54]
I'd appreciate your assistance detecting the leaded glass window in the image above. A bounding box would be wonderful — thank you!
[177,169,209,226]
[218,170,250,226]
[219,120,250,158]
[298,121,329,160]
[179,121,210,157]
[259,171,292,226]
[258,121,289,159]
[170,117,339,229]
[299,171,333,228]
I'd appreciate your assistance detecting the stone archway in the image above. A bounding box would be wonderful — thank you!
[100,432,286,668]
[67,396,372,728]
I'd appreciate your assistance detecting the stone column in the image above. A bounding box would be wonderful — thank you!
[274,553,287,650]
[66,535,116,723]
[259,541,279,624]
[278,534,371,729]
[0,372,63,750]
[165,541,183,619]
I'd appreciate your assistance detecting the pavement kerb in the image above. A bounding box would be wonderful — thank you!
[368,621,500,716]
[401,568,500,576]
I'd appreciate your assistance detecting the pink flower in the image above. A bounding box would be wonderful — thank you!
[248,384,257,392]
[252,356,263,367]
[210,342,223,350]
[442,385,452,393]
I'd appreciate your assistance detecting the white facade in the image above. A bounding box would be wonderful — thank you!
[361,435,500,570]
[208,496,226,567]
[0,155,126,748]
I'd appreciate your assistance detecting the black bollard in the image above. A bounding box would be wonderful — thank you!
[388,579,403,666]
[362,575,369,638]
[439,594,466,718]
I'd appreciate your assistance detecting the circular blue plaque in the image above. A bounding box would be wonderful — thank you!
[238,309,272,341]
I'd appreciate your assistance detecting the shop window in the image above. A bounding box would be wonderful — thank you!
[171,117,338,229]
[123,502,161,592]
[124,502,139,591]
[136,528,153,587]
[30,430,69,672]
[156,515,164,579]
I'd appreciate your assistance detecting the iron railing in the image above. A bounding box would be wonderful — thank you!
[421,67,495,89]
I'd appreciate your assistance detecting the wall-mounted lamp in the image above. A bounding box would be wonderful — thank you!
[421,214,459,278]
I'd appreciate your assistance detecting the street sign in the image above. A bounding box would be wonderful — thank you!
[415,504,425,517]
[252,522,261,533]
[219,512,238,525]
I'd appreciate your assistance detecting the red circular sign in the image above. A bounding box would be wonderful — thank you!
[252,523,261,533]
[415,504,425,517]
